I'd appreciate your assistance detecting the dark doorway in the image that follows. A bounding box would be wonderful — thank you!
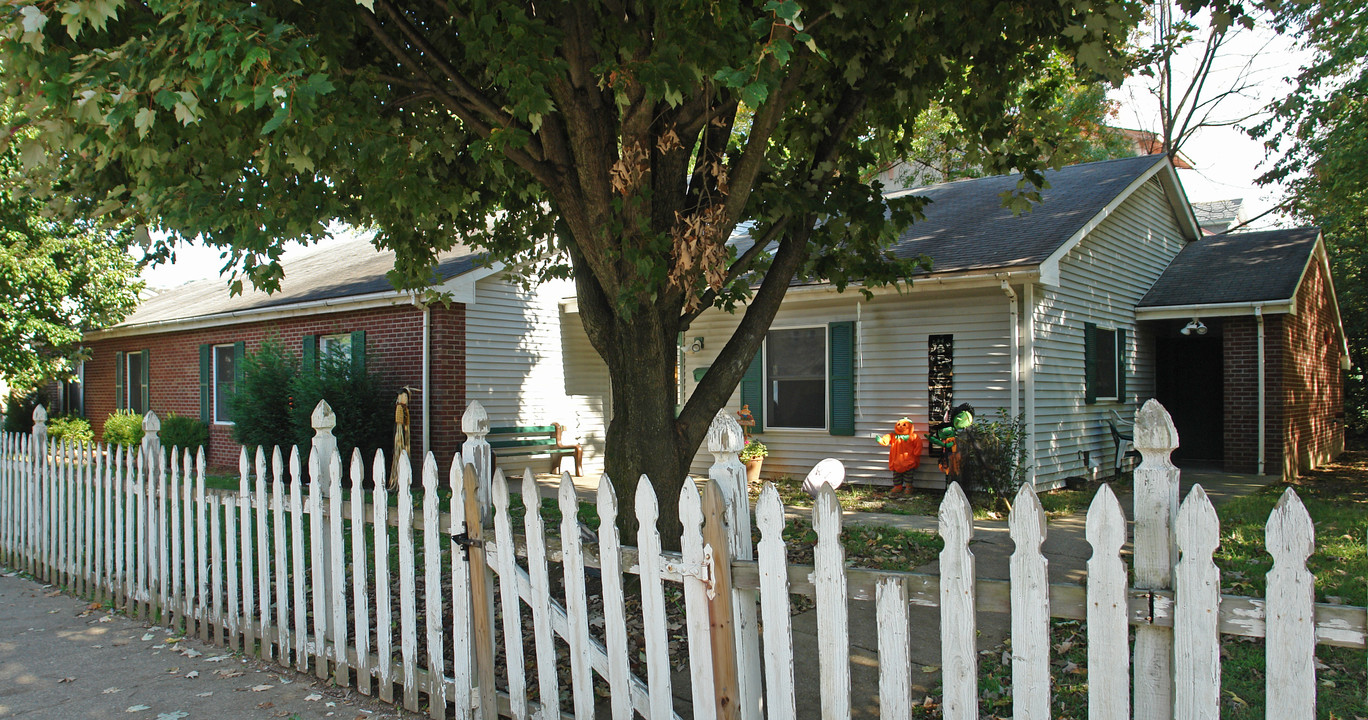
[1155,332,1224,463]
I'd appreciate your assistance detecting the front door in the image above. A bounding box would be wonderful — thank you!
[1155,332,1224,463]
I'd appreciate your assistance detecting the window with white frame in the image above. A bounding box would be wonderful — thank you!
[765,327,827,429]
[213,344,236,424]
[319,333,352,363]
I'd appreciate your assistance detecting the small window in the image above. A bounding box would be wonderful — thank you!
[1094,328,1119,400]
[213,344,236,424]
[126,351,146,414]
[319,333,352,363]
[766,327,827,429]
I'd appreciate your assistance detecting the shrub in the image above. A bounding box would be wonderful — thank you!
[102,410,145,447]
[229,339,301,452]
[161,414,209,458]
[3,391,46,434]
[289,351,392,467]
[48,415,94,444]
[957,409,1030,510]
[739,438,768,462]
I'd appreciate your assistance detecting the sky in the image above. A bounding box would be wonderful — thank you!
[140,14,1314,290]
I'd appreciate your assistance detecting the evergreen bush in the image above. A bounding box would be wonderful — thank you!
[229,339,301,452]
[48,415,94,443]
[3,391,46,434]
[161,414,209,458]
[102,410,145,447]
[289,350,392,467]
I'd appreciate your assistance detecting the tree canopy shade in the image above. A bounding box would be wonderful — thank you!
[2,0,1264,539]
[1256,0,1368,434]
[0,103,140,393]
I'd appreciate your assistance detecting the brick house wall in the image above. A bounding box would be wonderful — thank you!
[1279,257,1346,477]
[1222,256,1345,477]
[84,303,466,470]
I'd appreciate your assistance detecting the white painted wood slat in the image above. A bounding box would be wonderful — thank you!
[1132,400,1179,720]
[397,455,420,712]
[557,472,593,719]
[492,468,528,719]
[448,455,473,719]
[256,447,272,661]
[374,451,395,704]
[329,450,349,686]
[876,576,911,720]
[813,484,851,719]
[521,469,559,720]
[290,447,309,673]
[350,450,372,696]
[938,483,977,720]
[422,454,447,717]
[210,492,224,646]
[755,484,796,720]
[1009,483,1050,720]
[225,490,241,652]
[1174,484,1221,720]
[677,478,715,720]
[272,447,291,667]
[635,477,673,720]
[596,477,633,720]
[308,451,328,679]
[1086,483,1129,720]
[1265,487,1317,720]
[196,450,209,641]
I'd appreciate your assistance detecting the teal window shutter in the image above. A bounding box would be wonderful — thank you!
[1116,328,1127,403]
[302,335,316,371]
[140,348,151,413]
[1084,322,1097,405]
[739,346,764,433]
[115,351,126,410]
[350,330,366,371]
[829,321,855,435]
[199,345,210,422]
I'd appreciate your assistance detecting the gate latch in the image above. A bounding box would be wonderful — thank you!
[452,531,484,560]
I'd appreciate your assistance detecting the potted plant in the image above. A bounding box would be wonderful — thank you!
[739,438,768,486]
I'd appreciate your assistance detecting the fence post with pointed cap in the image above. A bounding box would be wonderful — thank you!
[141,411,162,479]
[30,405,47,579]
[706,409,762,719]
[1132,398,1180,720]
[461,401,492,524]
[310,399,339,650]
[31,404,47,448]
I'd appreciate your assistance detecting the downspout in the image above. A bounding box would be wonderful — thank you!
[1000,279,1021,418]
[1023,283,1037,486]
[413,294,432,458]
[1255,304,1265,476]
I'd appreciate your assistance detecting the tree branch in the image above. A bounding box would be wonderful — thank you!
[678,216,789,329]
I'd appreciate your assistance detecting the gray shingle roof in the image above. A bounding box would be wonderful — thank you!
[887,154,1172,274]
[119,238,481,327]
[1138,227,1322,308]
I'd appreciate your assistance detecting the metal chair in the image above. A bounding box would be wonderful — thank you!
[1106,409,1141,474]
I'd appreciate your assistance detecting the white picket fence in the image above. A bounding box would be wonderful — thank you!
[0,398,1364,719]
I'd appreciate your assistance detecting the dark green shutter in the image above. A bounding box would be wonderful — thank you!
[1084,322,1097,405]
[139,348,151,413]
[828,321,855,436]
[302,335,316,370]
[199,345,211,422]
[115,351,126,410]
[350,330,366,371]
[1116,328,1127,403]
[739,346,764,433]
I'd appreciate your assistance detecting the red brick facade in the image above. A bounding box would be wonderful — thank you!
[84,304,467,470]
[1222,257,1345,477]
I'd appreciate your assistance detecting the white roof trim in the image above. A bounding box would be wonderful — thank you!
[1301,235,1353,368]
[1136,300,1295,321]
[1038,157,1200,285]
[86,263,502,341]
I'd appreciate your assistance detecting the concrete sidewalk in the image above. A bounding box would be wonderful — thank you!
[0,571,417,720]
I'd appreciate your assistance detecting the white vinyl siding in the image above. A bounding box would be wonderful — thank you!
[1031,178,1188,487]
[681,286,1014,488]
[464,275,609,470]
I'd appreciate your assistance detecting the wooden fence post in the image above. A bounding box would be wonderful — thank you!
[702,480,740,720]
[461,401,492,525]
[1132,399,1180,720]
[311,400,339,661]
[462,461,497,720]
[31,405,46,580]
[705,410,762,720]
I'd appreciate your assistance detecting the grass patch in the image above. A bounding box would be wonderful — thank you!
[754,474,1119,521]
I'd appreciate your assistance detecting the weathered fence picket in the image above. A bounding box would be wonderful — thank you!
[1,399,1362,720]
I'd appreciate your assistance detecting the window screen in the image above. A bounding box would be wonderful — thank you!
[766,327,826,429]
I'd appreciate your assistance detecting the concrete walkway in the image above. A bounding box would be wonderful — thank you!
[0,571,418,720]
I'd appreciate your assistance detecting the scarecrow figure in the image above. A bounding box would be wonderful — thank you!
[736,404,756,440]
[389,387,414,490]
[875,417,924,495]
[929,403,974,482]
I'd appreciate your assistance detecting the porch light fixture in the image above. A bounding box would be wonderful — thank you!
[1180,317,1208,336]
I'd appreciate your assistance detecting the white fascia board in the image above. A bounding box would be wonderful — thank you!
[1038,158,1198,286]
[1135,301,1295,321]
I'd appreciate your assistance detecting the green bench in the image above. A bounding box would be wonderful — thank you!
[488,424,583,476]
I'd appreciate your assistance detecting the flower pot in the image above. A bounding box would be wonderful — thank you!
[745,457,764,486]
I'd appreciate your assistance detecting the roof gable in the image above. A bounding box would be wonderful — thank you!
[1138,227,1323,309]
[885,154,1195,279]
